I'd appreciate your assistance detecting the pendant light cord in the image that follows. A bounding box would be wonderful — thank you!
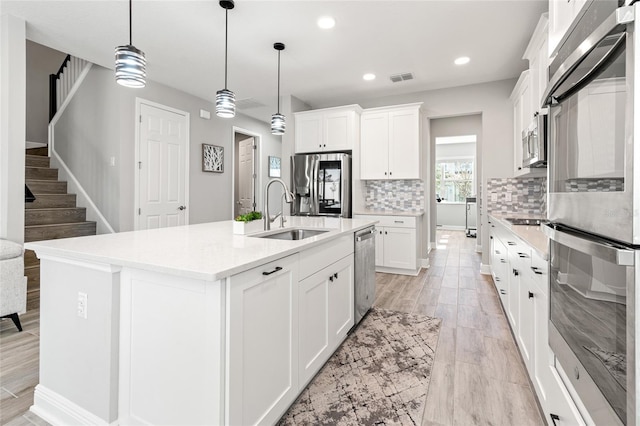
[277,49,281,114]
[129,0,132,45]
[224,8,228,89]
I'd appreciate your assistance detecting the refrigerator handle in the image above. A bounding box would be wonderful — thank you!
[311,157,320,215]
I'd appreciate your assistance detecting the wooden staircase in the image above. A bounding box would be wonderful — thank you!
[24,150,96,310]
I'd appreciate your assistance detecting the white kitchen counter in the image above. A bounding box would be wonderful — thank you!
[25,216,376,282]
[488,213,549,259]
[353,209,424,217]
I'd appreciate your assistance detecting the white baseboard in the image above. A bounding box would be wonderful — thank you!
[420,258,430,269]
[31,385,116,426]
[480,263,492,275]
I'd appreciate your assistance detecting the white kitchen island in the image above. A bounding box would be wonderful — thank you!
[25,216,377,426]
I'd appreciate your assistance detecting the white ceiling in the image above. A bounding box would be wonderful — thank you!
[2,0,548,122]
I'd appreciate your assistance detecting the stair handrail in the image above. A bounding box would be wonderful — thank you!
[49,54,71,121]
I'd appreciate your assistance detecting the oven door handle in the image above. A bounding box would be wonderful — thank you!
[543,6,634,106]
[543,224,634,266]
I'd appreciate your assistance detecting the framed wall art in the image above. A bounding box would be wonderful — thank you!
[268,156,281,178]
[202,144,224,173]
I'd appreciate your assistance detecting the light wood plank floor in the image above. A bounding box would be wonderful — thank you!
[1,229,543,425]
[374,229,544,426]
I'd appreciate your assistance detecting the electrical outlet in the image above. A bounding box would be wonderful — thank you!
[77,292,88,319]
[491,192,498,202]
[505,192,512,202]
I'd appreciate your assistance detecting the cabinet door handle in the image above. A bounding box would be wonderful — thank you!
[528,291,534,299]
[384,172,387,175]
[334,272,338,279]
[531,266,543,275]
[512,269,519,277]
[389,171,392,176]
[385,231,388,235]
[329,275,334,282]
[550,414,559,426]
[262,266,283,276]
[495,277,501,282]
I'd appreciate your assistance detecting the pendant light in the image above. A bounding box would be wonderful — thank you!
[115,0,146,88]
[271,42,286,135]
[216,0,236,118]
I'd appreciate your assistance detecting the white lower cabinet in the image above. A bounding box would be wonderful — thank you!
[488,216,586,426]
[299,254,354,387]
[226,254,300,426]
[354,214,420,275]
[227,235,356,426]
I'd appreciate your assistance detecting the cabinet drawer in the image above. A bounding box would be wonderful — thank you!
[229,253,299,287]
[299,234,353,280]
[354,215,415,229]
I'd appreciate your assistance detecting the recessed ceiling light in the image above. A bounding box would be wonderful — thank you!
[317,16,336,29]
[454,56,470,65]
[363,73,376,81]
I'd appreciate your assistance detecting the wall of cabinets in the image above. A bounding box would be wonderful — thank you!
[360,103,422,180]
[488,217,585,426]
[294,105,362,153]
[353,214,420,276]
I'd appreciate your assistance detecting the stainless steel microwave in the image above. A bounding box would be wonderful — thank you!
[522,112,547,169]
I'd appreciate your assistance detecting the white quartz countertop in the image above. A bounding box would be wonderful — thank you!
[354,210,425,217]
[488,213,549,259]
[25,217,377,282]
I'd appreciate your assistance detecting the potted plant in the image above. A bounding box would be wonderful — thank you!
[233,211,263,235]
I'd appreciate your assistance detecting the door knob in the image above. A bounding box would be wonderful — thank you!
[178,205,186,211]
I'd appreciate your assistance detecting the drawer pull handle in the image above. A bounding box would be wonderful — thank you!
[517,252,529,258]
[528,291,534,299]
[507,241,516,246]
[550,414,560,426]
[531,266,543,275]
[500,259,506,263]
[500,289,506,295]
[262,266,283,276]
[512,269,519,277]
[394,220,404,224]
[495,277,501,282]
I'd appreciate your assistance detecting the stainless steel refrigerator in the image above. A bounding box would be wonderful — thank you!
[291,153,351,218]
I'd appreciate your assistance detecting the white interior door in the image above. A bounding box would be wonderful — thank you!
[236,137,255,217]
[137,102,189,230]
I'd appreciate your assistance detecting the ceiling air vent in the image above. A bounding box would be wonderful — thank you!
[236,98,266,110]
[390,72,414,83]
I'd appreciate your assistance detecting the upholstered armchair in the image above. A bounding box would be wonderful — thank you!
[0,239,27,331]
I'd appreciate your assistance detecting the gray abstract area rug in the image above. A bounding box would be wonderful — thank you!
[278,308,441,425]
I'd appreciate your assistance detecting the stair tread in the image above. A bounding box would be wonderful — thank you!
[25,178,66,183]
[26,221,96,228]
[26,207,85,211]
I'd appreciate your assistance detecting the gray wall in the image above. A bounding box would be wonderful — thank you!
[55,65,281,232]
[313,79,515,267]
[26,41,67,144]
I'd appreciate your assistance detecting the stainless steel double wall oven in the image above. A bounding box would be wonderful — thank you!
[542,1,638,425]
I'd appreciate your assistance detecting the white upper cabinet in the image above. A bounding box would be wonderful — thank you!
[511,71,532,177]
[511,13,549,178]
[548,0,588,57]
[524,13,549,113]
[294,105,362,153]
[360,103,422,180]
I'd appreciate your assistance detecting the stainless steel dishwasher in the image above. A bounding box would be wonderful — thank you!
[354,226,376,325]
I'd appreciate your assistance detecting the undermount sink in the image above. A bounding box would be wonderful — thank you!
[251,228,329,241]
[504,218,544,226]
